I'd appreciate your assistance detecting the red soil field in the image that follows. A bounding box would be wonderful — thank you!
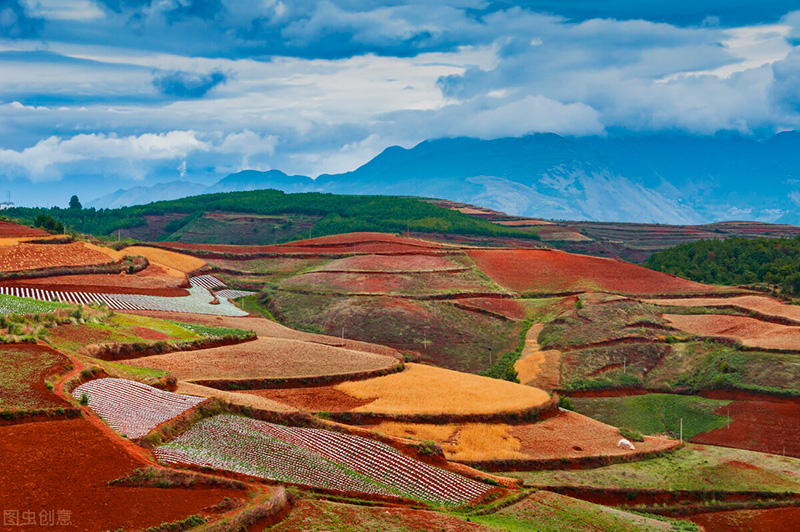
[688,506,800,532]
[0,418,233,531]
[1,264,189,296]
[455,297,528,320]
[0,220,49,238]
[316,253,462,272]
[467,248,719,295]
[664,314,800,351]
[161,232,450,255]
[242,386,374,411]
[692,400,800,457]
[0,242,113,271]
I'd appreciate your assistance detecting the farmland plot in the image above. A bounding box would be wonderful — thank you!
[71,378,206,438]
[154,414,492,505]
[190,274,226,290]
[0,286,248,316]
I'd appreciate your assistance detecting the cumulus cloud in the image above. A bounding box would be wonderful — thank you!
[0,131,209,181]
[152,69,228,98]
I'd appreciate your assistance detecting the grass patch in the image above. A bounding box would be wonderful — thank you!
[471,491,692,532]
[512,444,800,493]
[571,394,731,440]
[169,321,253,339]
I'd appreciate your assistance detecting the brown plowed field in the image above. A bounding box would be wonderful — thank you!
[0,220,49,238]
[467,248,719,294]
[1,265,189,296]
[648,295,800,323]
[125,337,399,382]
[314,253,461,272]
[688,507,800,532]
[692,400,800,457]
[0,418,232,531]
[664,314,800,350]
[121,312,403,359]
[0,242,114,271]
[455,297,528,320]
[371,410,678,463]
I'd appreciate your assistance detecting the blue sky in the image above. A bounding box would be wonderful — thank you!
[2,0,800,205]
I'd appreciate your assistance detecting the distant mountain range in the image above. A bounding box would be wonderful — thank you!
[88,133,800,225]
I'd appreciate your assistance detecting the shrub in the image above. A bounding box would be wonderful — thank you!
[79,392,89,406]
[619,427,645,442]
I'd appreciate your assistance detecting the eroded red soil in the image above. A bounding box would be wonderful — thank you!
[688,506,800,532]
[0,418,233,531]
[692,400,800,457]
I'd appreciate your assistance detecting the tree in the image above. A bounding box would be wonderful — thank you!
[69,195,82,210]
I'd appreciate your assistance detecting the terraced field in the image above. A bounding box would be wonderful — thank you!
[125,337,401,384]
[72,378,206,438]
[154,414,493,505]
[0,286,247,315]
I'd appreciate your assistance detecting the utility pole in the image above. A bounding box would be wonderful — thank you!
[341,327,344,347]
[623,356,626,374]
[680,418,683,443]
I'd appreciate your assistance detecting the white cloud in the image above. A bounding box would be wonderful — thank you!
[0,131,209,181]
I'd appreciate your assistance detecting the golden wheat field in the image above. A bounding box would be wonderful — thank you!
[121,246,206,275]
[335,363,551,415]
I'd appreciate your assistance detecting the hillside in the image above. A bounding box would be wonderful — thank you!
[87,133,800,225]
[3,190,540,245]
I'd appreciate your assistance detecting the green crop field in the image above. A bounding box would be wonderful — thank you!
[571,394,731,440]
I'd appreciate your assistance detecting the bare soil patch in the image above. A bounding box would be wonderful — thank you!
[0,221,49,238]
[125,337,399,382]
[0,242,113,271]
[664,314,800,350]
[0,418,233,531]
[692,400,800,458]
[242,386,374,412]
[688,507,800,532]
[467,248,719,295]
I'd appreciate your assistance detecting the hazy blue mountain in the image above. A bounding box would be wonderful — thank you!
[86,180,207,209]
[86,133,800,224]
[204,169,317,194]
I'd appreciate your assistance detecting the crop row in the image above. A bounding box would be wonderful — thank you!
[71,378,207,438]
[214,289,255,300]
[190,275,227,289]
[0,286,248,316]
[154,414,491,506]
[0,293,67,315]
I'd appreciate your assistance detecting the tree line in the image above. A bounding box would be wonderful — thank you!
[646,236,800,295]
